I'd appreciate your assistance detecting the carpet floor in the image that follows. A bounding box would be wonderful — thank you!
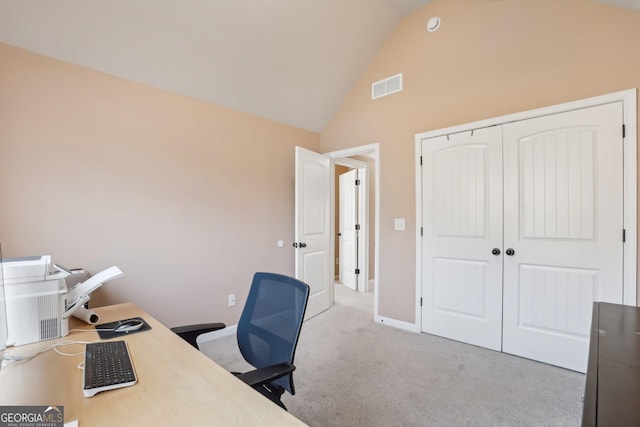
[199,284,585,426]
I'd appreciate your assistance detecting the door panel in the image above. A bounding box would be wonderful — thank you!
[339,169,358,290]
[295,146,332,319]
[433,258,487,318]
[519,128,596,240]
[434,145,487,238]
[502,102,624,372]
[421,126,503,351]
[517,264,596,337]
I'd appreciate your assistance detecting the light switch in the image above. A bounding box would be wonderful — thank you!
[394,218,406,231]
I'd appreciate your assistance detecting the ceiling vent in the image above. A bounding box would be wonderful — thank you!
[371,73,403,100]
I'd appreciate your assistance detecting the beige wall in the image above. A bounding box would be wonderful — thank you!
[320,0,640,323]
[0,43,320,327]
[2,0,640,330]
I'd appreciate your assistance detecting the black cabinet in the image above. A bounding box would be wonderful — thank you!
[582,302,640,426]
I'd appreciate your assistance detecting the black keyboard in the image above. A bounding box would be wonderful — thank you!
[83,340,137,397]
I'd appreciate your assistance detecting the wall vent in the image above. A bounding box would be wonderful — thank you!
[371,73,403,100]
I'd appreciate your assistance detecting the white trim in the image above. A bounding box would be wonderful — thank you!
[334,158,368,169]
[416,89,636,141]
[327,143,381,319]
[196,324,237,345]
[327,143,379,159]
[374,315,420,333]
[622,90,638,305]
[415,140,423,331]
[415,89,638,333]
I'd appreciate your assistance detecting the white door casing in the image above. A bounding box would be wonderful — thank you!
[502,102,624,372]
[416,90,636,373]
[339,169,358,291]
[295,146,332,319]
[421,126,504,351]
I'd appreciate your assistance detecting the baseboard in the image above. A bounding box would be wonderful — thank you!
[196,324,237,345]
[374,315,420,333]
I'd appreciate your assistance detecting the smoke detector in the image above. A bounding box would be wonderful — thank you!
[427,17,441,32]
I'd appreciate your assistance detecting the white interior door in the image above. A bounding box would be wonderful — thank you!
[502,102,624,372]
[295,146,332,319]
[339,169,358,291]
[356,168,368,293]
[421,126,504,351]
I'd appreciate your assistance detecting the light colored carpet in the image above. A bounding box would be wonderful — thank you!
[199,284,585,426]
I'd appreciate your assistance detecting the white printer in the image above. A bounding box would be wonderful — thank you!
[1,255,123,346]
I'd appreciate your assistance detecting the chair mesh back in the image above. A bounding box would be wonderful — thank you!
[237,272,310,395]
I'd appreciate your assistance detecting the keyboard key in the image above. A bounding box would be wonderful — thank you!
[83,341,137,397]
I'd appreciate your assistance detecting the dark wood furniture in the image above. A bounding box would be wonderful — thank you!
[582,302,640,426]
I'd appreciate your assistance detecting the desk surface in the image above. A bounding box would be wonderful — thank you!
[0,303,306,426]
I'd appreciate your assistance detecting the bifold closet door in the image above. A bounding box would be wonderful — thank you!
[420,126,503,351]
[502,102,624,373]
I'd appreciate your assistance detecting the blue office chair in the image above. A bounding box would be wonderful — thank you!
[172,272,310,410]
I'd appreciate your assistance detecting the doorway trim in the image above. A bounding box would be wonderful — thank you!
[327,143,380,320]
[415,89,637,330]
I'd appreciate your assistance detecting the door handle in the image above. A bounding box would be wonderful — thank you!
[491,248,501,256]
[505,248,515,256]
[292,242,298,248]
[300,242,307,248]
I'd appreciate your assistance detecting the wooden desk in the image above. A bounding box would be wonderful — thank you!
[0,303,306,426]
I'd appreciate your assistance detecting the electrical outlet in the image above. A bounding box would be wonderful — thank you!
[228,294,236,307]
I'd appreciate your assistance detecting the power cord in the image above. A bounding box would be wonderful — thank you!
[2,337,96,366]
[1,323,139,368]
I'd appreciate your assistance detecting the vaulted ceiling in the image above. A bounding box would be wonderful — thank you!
[1,0,639,132]
[0,0,432,132]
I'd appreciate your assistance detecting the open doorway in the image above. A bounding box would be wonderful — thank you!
[335,158,370,293]
[328,144,379,313]
[294,143,379,319]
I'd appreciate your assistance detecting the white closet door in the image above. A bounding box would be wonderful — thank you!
[502,102,624,372]
[421,127,503,351]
